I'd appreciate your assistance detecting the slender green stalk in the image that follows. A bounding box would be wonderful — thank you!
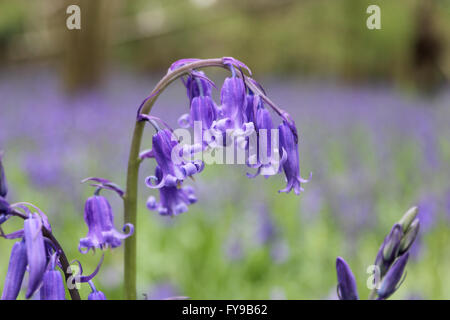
[122,58,225,299]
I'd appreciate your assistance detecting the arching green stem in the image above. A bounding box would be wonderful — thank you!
[122,58,226,300]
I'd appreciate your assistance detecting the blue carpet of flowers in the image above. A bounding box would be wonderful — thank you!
[1,66,449,299]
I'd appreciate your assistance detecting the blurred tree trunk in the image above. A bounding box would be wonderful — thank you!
[411,0,444,94]
[60,0,118,93]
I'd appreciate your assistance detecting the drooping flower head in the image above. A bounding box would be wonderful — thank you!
[1,240,27,300]
[336,257,359,300]
[145,129,203,189]
[278,121,309,195]
[140,58,309,199]
[146,166,197,217]
[79,194,133,254]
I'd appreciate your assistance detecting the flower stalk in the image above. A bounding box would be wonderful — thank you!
[123,58,224,300]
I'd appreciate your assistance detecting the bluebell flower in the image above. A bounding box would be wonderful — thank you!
[336,257,359,300]
[178,96,219,151]
[212,75,254,147]
[278,121,309,195]
[184,71,214,101]
[247,105,283,177]
[377,253,409,300]
[179,96,217,130]
[39,255,65,300]
[145,129,204,189]
[79,195,134,254]
[169,59,216,102]
[23,213,47,299]
[39,270,65,300]
[177,69,218,135]
[1,240,27,300]
[88,281,106,300]
[220,76,246,129]
[146,166,197,217]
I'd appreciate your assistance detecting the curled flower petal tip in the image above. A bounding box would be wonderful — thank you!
[146,168,197,217]
[145,130,203,189]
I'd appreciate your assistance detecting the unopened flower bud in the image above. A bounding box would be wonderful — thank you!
[336,257,359,300]
[378,253,409,300]
[399,218,420,255]
[398,206,418,231]
[382,224,402,263]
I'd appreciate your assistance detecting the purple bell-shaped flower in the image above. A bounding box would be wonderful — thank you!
[146,166,197,217]
[79,195,134,254]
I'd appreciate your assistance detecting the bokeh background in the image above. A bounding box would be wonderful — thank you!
[0,0,449,299]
